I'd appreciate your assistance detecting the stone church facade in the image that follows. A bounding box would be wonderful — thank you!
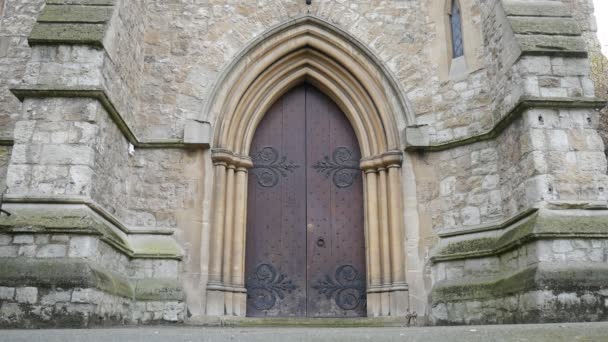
[0,0,607,327]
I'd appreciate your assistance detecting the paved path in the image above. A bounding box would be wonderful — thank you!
[2,322,608,342]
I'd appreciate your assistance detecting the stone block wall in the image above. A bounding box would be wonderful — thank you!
[0,0,45,139]
[0,145,10,194]
[0,232,185,327]
[6,97,100,198]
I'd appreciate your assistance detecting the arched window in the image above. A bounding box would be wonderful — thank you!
[449,0,464,58]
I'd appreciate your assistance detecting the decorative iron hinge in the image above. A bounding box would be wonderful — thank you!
[250,147,299,188]
[312,147,360,188]
[246,263,297,311]
[312,264,366,311]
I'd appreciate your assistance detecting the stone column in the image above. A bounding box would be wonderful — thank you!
[361,151,408,317]
[206,150,252,317]
[385,153,408,316]
[378,168,392,316]
[363,167,381,317]
[231,161,252,316]
[206,152,230,316]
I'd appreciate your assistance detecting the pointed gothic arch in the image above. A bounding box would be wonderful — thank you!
[203,15,412,317]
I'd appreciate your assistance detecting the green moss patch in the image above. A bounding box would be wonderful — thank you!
[0,258,134,298]
[432,210,608,262]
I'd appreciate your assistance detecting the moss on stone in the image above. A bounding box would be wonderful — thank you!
[438,237,497,256]
[134,279,184,301]
[29,23,107,47]
[0,209,130,252]
[432,210,608,262]
[432,263,608,304]
[38,5,113,24]
[0,258,134,298]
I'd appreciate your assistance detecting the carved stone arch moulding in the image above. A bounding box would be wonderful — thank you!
[204,15,411,318]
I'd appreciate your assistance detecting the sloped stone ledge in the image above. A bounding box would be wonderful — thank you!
[0,258,186,327]
[9,87,209,149]
[405,96,607,152]
[0,200,183,260]
[431,208,608,263]
[502,0,588,57]
[28,0,115,48]
[431,262,608,324]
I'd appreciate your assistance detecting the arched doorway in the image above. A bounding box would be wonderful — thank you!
[245,84,366,317]
[203,17,411,318]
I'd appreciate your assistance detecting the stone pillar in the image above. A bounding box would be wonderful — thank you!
[231,164,251,316]
[363,169,381,317]
[205,160,228,316]
[205,149,252,317]
[361,151,409,317]
[378,168,392,316]
[386,153,408,316]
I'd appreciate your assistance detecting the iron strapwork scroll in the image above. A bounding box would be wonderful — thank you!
[251,147,299,188]
[312,147,360,188]
[246,263,297,311]
[312,264,366,311]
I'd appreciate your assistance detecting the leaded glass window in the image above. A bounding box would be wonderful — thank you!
[450,0,464,58]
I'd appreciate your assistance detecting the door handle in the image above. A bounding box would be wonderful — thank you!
[316,238,325,247]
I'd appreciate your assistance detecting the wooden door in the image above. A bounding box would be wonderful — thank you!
[245,84,366,318]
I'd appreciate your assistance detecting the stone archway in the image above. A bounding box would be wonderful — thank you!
[204,16,412,318]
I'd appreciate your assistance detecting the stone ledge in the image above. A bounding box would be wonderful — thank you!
[28,0,114,48]
[0,255,185,302]
[29,23,107,47]
[437,208,539,238]
[3,194,175,236]
[46,0,115,5]
[431,262,608,304]
[405,97,607,152]
[516,34,587,56]
[37,5,114,24]
[503,1,571,18]
[509,17,582,36]
[9,87,207,149]
[431,209,608,262]
[0,258,133,299]
[0,201,183,260]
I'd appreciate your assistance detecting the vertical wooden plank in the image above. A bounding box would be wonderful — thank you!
[306,85,366,317]
[245,87,307,317]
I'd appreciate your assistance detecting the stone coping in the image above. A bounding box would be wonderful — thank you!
[10,87,197,150]
[3,194,174,236]
[28,1,114,47]
[10,87,606,155]
[0,201,183,260]
[431,262,608,304]
[0,257,184,301]
[405,97,607,152]
[437,208,539,238]
[431,208,608,263]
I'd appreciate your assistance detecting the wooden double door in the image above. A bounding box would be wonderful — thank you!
[245,84,366,317]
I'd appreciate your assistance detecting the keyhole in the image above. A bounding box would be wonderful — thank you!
[317,238,325,247]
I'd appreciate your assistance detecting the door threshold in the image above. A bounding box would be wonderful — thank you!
[186,316,409,327]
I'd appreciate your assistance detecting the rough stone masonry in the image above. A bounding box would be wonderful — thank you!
[0,0,607,327]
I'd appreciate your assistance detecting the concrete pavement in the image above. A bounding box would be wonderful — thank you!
[2,322,608,342]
